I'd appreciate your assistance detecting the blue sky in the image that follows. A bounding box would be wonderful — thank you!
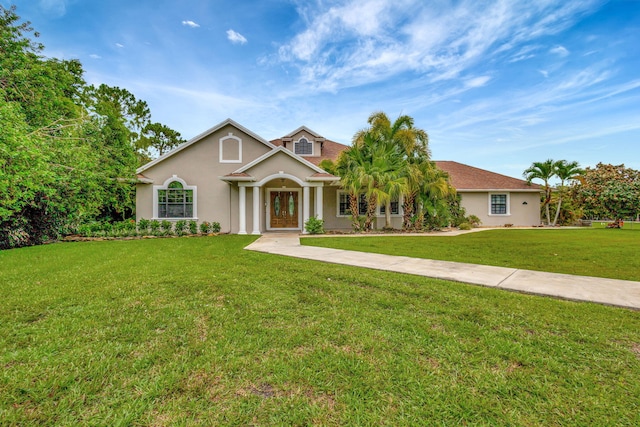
[5,0,640,179]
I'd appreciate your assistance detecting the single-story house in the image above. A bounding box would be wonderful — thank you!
[136,119,541,233]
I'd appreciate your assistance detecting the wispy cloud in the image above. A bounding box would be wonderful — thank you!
[89,54,102,59]
[182,20,200,28]
[226,29,247,45]
[115,43,124,48]
[277,0,602,92]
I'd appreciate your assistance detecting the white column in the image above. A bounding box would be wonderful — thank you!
[302,186,310,234]
[315,186,323,220]
[238,185,247,235]
[251,186,261,235]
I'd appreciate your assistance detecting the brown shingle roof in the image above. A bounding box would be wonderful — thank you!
[435,161,541,191]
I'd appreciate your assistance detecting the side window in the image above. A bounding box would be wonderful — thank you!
[490,194,508,215]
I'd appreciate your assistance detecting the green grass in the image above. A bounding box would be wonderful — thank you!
[1,236,639,425]
[302,228,640,281]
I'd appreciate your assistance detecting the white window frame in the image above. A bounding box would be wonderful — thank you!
[153,175,198,220]
[219,132,242,163]
[337,191,367,217]
[294,136,314,156]
[488,192,510,216]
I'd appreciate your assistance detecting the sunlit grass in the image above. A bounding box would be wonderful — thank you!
[1,236,639,425]
[302,228,640,281]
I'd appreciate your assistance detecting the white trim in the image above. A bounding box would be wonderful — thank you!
[152,175,197,220]
[488,192,511,216]
[219,132,242,163]
[137,118,275,173]
[266,188,302,231]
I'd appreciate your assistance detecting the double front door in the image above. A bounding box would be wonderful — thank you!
[270,190,299,229]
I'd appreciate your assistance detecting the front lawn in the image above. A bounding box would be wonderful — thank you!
[302,228,640,281]
[1,236,639,425]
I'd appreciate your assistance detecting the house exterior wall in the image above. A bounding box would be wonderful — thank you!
[459,191,541,227]
[136,124,271,233]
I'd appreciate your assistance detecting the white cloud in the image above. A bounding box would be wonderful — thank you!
[89,54,102,59]
[226,29,248,45]
[550,45,570,56]
[115,43,124,48]
[182,20,200,28]
[539,70,549,78]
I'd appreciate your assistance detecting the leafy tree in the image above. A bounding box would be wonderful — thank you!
[570,163,640,221]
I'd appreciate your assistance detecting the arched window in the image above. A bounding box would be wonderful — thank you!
[294,137,313,155]
[154,176,197,219]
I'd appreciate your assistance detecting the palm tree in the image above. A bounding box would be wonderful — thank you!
[354,111,432,230]
[524,159,556,225]
[552,160,583,226]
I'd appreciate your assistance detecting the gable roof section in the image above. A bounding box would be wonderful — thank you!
[270,138,349,166]
[137,118,275,174]
[435,161,542,191]
[281,125,323,139]
[222,146,339,181]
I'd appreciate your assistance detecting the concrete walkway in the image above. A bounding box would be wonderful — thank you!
[245,232,640,310]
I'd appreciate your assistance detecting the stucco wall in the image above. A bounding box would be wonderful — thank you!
[136,124,271,233]
[459,191,541,227]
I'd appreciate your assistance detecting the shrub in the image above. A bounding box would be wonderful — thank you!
[210,222,221,233]
[466,215,481,228]
[188,220,198,235]
[174,220,188,236]
[137,218,150,235]
[160,220,173,236]
[199,221,211,234]
[458,222,472,230]
[150,220,161,235]
[305,216,325,234]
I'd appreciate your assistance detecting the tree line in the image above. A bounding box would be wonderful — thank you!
[0,6,184,249]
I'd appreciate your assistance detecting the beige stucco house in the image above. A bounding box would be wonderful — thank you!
[136,119,541,233]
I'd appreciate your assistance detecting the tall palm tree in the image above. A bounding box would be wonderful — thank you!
[552,160,583,226]
[524,159,556,225]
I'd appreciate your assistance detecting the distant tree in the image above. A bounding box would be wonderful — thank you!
[139,122,186,159]
[570,163,640,221]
